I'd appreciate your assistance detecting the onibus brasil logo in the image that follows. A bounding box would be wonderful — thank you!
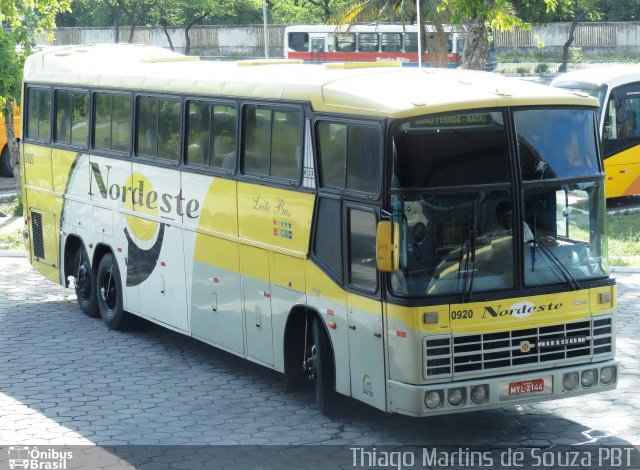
[7,446,72,470]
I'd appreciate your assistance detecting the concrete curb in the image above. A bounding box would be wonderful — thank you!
[0,250,26,258]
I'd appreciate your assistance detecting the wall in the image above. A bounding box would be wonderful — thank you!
[38,22,640,58]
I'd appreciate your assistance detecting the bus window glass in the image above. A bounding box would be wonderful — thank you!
[313,196,343,279]
[318,122,381,193]
[95,93,131,153]
[137,96,158,156]
[349,209,377,291]
[347,125,381,193]
[318,122,347,188]
[244,107,272,175]
[393,111,509,188]
[515,108,599,180]
[381,33,402,52]
[389,191,515,297]
[187,101,211,166]
[523,182,607,286]
[94,93,111,149]
[358,33,379,52]
[55,90,72,144]
[312,37,326,53]
[187,102,237,170]
[55,90,88,147]
[335,33,356,52]
[27,88,51,141]
[158,99,180,161]
[211,105,237,171]
[112,95,132,153]
[288,32,309,52]
[404,33,418,52]
[271,108,302,180]
[602,82,640,157]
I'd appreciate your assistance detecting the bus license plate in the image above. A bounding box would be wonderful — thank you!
[509,378,545,396]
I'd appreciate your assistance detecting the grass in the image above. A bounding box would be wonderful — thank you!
[0,198,23,251]
[606,211,640,266]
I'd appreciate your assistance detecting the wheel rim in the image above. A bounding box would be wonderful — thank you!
[100,267,117,313]
[75,262,91,301]
[305,334,321,395]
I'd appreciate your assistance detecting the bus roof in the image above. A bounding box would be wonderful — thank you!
[24,44,598,118]
[551,66,640,89]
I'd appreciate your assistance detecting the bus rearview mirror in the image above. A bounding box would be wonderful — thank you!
[376,221,399,272]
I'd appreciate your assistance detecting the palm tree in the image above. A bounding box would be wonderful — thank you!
[330,0,452,68]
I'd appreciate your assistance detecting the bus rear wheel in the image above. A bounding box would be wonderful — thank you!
[305,316,337,414]
[73,247,98,317]
[96,252,129,330]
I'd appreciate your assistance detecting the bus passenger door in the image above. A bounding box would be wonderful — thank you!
[241,246,274,365]
[346,208,386,411]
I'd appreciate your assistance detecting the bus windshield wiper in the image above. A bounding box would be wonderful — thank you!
[535,237,581,291]
[462,201,478,303]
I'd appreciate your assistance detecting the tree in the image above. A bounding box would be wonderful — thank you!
[0,0,72,192]
[442,0,557,70]
[330,0,452,68]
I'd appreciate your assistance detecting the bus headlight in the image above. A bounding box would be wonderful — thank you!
[562,372,579,391]
[424,390,443,409]
[447,388,465,407]
[581,369,597,388]
[470,385,489,405]
[600,366,616,385]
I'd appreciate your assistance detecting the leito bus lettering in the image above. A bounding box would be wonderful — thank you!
[21,44,616,417]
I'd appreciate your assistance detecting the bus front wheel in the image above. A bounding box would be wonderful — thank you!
[305,316,337,414]
[96,252,129,330]
[73,247,98,317]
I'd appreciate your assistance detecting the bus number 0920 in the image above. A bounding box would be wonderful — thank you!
[451,309,473,320]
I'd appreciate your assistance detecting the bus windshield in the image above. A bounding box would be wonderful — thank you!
[389,108,607,298]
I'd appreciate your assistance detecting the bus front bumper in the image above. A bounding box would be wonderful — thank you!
[387,360,618,417]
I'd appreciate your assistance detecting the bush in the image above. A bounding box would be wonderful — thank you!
[534,63,550,74]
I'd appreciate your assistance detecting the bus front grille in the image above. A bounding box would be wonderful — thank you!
[424,317,613,378]
[31,211,45,259]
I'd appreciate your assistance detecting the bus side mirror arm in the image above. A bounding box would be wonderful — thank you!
[376,221,400,272]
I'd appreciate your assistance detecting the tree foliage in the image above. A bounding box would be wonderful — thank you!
[0,0,72,189]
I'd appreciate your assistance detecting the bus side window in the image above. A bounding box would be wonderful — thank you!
[288,32,309,52]
[243,106,271,175]
[271,108,302,180]
[381,33,402,52]
[137,96,158,156]
[136,96,180,161]
[55,89,88,148]
[317,121,381,194]
[26,87,51,142]
[211,106,237,172]
[94,92,131,153]
[318,122,347,188]
[158,99,180,161]
[186,101,210,166]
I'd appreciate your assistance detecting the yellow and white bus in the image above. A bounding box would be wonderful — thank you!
[551,66,640,199]
[21,44,617,416]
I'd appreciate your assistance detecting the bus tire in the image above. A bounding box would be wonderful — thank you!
[73,246,99,317]
[307,316,337,414]
[96,252,129,330]
[0,146,12,177]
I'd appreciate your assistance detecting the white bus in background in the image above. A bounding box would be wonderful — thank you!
[284,24,465,67]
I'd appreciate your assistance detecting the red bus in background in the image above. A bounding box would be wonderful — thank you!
[284,24,464,67]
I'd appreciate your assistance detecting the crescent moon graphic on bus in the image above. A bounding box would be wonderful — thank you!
[124,223,166,287]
